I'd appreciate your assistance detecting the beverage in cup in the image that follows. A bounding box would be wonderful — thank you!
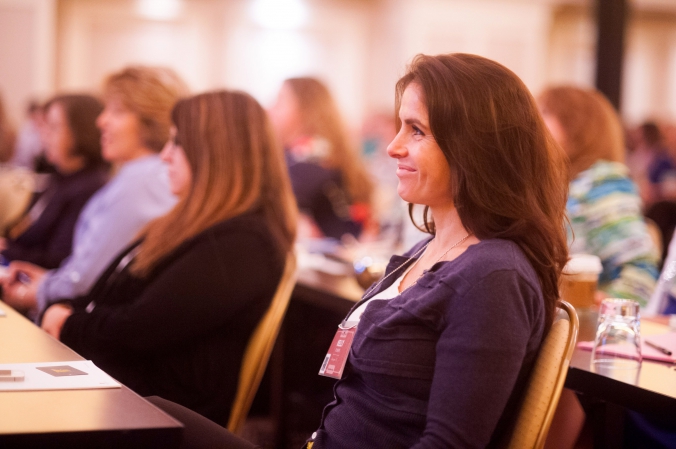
[559,254,603,309]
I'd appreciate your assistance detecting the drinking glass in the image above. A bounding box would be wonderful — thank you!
[591,299,642,382]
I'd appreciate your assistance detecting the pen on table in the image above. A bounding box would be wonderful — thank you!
[645,340,673,356]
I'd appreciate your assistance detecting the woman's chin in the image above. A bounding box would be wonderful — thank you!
[397,188,416,204]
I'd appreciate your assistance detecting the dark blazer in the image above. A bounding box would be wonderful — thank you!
[287,160,361,239]
[2,167,108,268]
[58,211,285,424]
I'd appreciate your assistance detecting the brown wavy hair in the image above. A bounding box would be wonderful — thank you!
[131,90,298,276]
[397,54,569,331]
[537,86,625,178]
[102,66,188,152]
[284,77,373,206]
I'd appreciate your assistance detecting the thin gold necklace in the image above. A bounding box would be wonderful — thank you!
[364,233,472,297]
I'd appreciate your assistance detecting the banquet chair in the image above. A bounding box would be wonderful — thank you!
[227,252,297,435]
[0,167,34,236]
[507,300,579,449]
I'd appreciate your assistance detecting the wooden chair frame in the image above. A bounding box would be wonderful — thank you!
[507,300,579,449]
[226,252,297,434]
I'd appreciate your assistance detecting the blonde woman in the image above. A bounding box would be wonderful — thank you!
[2,66,183,318]
[539,86,660,449]
[538,86,659,306]
[41,90,298,424]
[270,77,373,239]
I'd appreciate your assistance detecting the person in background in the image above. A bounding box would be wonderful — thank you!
[640,122,676,206]
[269,77,373,240]
[10,100,46,170]
[538,86,659,307]
[646,228,676,315]
[0,95,109,268]
[538,86,660,449]
[40,89,297,426]
[1,66,183,319]
[0,92,16,163]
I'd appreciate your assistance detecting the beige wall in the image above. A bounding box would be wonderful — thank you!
[0,0,55,124]
[3,0,676,129]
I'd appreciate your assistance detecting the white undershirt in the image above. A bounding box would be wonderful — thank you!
[343,263,415,327]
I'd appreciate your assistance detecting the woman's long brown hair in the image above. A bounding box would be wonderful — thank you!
[397,54,569,332]
[284,77,373,206]
[131,90,298,276]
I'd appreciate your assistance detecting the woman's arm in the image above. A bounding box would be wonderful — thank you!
[36,173,175,315]
[412,269,542,449]
[4,191,95,269]
[59,230,281,358]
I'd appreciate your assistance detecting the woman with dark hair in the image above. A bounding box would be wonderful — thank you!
[40,90,298,424]
[141,53,568,449]
[270,77,373,239]
[1,95,109,268]
[298,53,569,449]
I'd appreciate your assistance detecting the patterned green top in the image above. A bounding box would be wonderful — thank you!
[567,160,659,307]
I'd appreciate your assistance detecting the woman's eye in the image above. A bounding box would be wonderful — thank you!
[412,126,424,136]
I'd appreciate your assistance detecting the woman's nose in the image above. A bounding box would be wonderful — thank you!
[386,132,406,159]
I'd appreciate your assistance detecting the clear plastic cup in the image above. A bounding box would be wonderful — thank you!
[591,299,642,383]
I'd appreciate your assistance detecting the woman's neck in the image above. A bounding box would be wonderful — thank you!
[57,157,86,175]
[429,205,469,247]
[119,146,155,164]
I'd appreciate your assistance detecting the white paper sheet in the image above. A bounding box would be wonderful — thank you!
[0,360,121,391]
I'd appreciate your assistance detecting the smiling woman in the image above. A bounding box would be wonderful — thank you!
[129,53,570,449]
[387,83,453,210]
[144,54,568,449]
[304,53,569,449]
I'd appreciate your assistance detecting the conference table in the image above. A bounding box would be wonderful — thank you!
[0,301,183,448]
[292,261,676,446]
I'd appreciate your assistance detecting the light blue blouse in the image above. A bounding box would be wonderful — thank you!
[36,155,177,316]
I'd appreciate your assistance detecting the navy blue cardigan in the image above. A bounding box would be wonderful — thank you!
[313,238,546,449]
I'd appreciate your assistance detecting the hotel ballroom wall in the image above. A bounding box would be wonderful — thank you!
[2,0,676,132]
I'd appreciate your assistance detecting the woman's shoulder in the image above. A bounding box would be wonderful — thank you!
[149,212,284,278]
[58,167,108,194]
[398,237,538,288]
[400,239,544,330]
[571,160,637,200]
[435,239,540,292]
[187,212,280,253]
